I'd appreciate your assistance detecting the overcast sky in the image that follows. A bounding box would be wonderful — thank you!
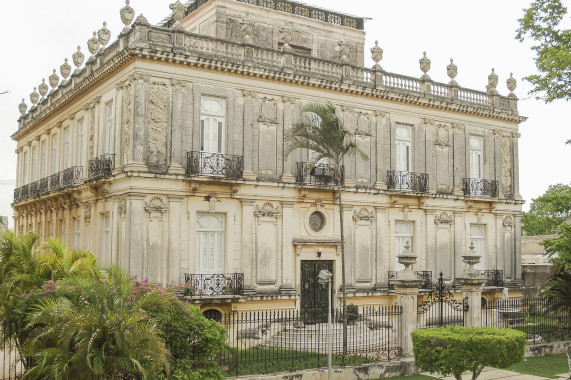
[0,0,569,228]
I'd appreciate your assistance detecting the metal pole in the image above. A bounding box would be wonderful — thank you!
[328,279,332,380]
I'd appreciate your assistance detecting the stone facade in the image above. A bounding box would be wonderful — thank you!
[12,0,525,315]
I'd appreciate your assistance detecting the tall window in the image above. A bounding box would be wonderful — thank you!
[396,125,412,172]
[469,136,483,179]
[196,213,225,274]
[395,221,413,270]
[470,224,485,270]
[31,146,37,181]
[63,127,70,169]
[104,101,114,153]
[100,213,111,264]
[200,97,225,153]
[76,118,84,167]
[40,140,46,178]
[51,134,58,174]
[22,150,29,184]
[73,217,81,249]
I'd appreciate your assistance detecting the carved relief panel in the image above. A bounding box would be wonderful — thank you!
[254,202,281,285]
[147,81,168,169]
[353,207,374,283]
[501,135,512,195]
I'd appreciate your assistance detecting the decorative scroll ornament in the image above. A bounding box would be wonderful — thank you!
[254,202,281,217]
[503,215,514,227]
[38,79,48,99]
[506,72,517,97]
[355,112,371,135]
[97,22,111,48]
[419,51,431,80]
[258,97,277,123]
[60,58,71,80]
[19,99,27,115]
[370,40,383,71]
[144,195,168,218]
[352,207,374,222]
[435,124,449,148]
[49,69,59,90]
[434,212,453,225]
[120,0,135,28]
[30,87,39,105]
[447,58,458,86]
[486,68,498,94]
[72,46,84,69]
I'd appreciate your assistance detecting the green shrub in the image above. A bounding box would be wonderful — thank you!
[412,326,526,380]
[336,304,359,324]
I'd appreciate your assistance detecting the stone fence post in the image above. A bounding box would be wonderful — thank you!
[458,242,486,327]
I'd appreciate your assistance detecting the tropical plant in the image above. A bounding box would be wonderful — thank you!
[522,184,571,235]
[284,101,368,360]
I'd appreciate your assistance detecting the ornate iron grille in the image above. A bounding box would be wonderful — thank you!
[88,154,115,180]
[13,187,20,202]
[186,151,243,179]
[296,162,344,186]
[480,269,504,287]
[28,181,39,198]
[39,177,49,195]
[387,170,429,193]
[463,178,498,197]
[388,270,432,290]
[184,273,244,296]
[19,184,29,200]
[417,272,468,328]
[49,172,61,191]
[61,166,83,188]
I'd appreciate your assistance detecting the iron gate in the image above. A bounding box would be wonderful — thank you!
[300,260,334,323]
[417,272,468,328]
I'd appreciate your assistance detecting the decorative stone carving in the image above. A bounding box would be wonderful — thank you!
[501,135,512,191]
[447,58,458,86]
[145,195,168,219]
[134,14,149,26]
[507,72,517,97]
[279,28,293,51]
[18,99,27,115]
[370,40,383,70]
[241,19,255,43]
[72,46,84,69]
[120,0,135,29]
[84,204,91,225]
[38,79,48,99]
[97,22,111,48]
[60,58,71,80]
[419,51,431,80]
[434,212,453,225]
[355,112,371,135]
[118,196,127,219]
[147,82,168,165]
[87,32,100,57]
[486,68,498,94]
[258,97,277,123]
[352,207,374,222]
[30,87,39,105]
[122,80,132,161]
[337,39,350,61]
[503,215,514,228]
[170,1,185,25]
[49,69,59,90]
[242,89,256,99]
[88,102,95,159]
[435,123,449,147]
[254,202,281,219]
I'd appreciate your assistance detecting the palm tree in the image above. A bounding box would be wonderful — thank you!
[284,102,368,360]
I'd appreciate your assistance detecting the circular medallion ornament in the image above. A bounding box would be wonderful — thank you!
[309,211,325,232]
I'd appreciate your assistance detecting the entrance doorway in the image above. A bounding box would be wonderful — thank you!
[300,260,334,323]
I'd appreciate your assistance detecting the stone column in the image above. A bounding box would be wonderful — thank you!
[394,280,422,357]
[281,97,296,183]
[168,196,183,283]
[374,111,389,189]
[514,214,523,285]
[129,73,149,171]
[168,80,186,174]
[457,247,486,327]
[280,201,296,294]
[242,91,257,181]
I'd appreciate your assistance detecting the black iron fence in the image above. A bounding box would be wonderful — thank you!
[296,162,344,186]
[388,271,432,290]
[387,170,429,193]
[0,320,27,380]
[186,151,243,179]
[88,154,115,181]
[417,272,468,328]
[184,273,244,297]
[463,178,498,197]
[218,306,402,376]
[482,297,571,344]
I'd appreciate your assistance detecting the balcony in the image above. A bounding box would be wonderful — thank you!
[387,170,429,193]
[39,177,49,195]
[49,172,61,191]
[88,154,115,181]
[13,167,84,204]
[29,180,39,198]
[463,178,498,197]
[186,151,243,180]
[388,270,433,290]
[61,166,83,188]
[296,162,344,186]
[184,273,244,297]
[480,269,504,287]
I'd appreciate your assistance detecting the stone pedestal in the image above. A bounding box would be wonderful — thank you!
[393,279,423,357]
[457,277,486,327]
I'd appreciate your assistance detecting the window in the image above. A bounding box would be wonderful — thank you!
[309,211,325,232]
[396,125,411,172]
[22,150,28,184]
[470,224,485,270]
[100,213,111,265]
[76,118,84,167]
[200,98,225,153]
[51,134,58,174]
[73,217,81,249]
[469,136,483,179]
[395,221,413,270]
[63,127,70,169]
[104,101,114,153]
[31,146,37,181]
[40,140,46,178]
[196,213,225,274]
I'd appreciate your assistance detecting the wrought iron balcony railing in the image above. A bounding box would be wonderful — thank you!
[463,178,498,197]
[13,167,85,204]
[480,269,504,287]
[13,187,20,203]
[388,270,433,290]
[39,177,49,195]
[186,151,243,179]
[19,184,29,200]
[49,172,61,191]
[184,273,244,297]
[29,181,39,198]
[387,170,429,193]
[296,162,344,186]
[88,154,115,181]
[61,166,83,188]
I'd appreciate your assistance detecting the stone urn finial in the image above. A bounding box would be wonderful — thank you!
[447,58,458,86]
[279,28,293,52]
[30,87,39,105]
[371,40,383,71]
[419,51,431,80]
[170,1,185,27]
[120,0,135,32]
[73,46,85,69]
[337,39,350,61]
[462,241,481,278]
[49,69,60,90]
[38,79,49,99]
[19,99,27,116]
[97,22,111,49]
[486,68,498,94]
[397,240,418,281]
[134,14,150,26]
[88,31,100,57]
[507,72,517,98]
[60,58,71,80]
[241,19,255,44]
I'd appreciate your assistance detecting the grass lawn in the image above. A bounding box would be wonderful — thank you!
[505,354,569,379]
[376,375,433,380]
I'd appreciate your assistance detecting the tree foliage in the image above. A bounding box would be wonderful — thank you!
[522,184,571,235]
[516,0,571,102]
[412,327,526,380]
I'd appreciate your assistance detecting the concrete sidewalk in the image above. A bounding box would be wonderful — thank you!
[421,366,570,380]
